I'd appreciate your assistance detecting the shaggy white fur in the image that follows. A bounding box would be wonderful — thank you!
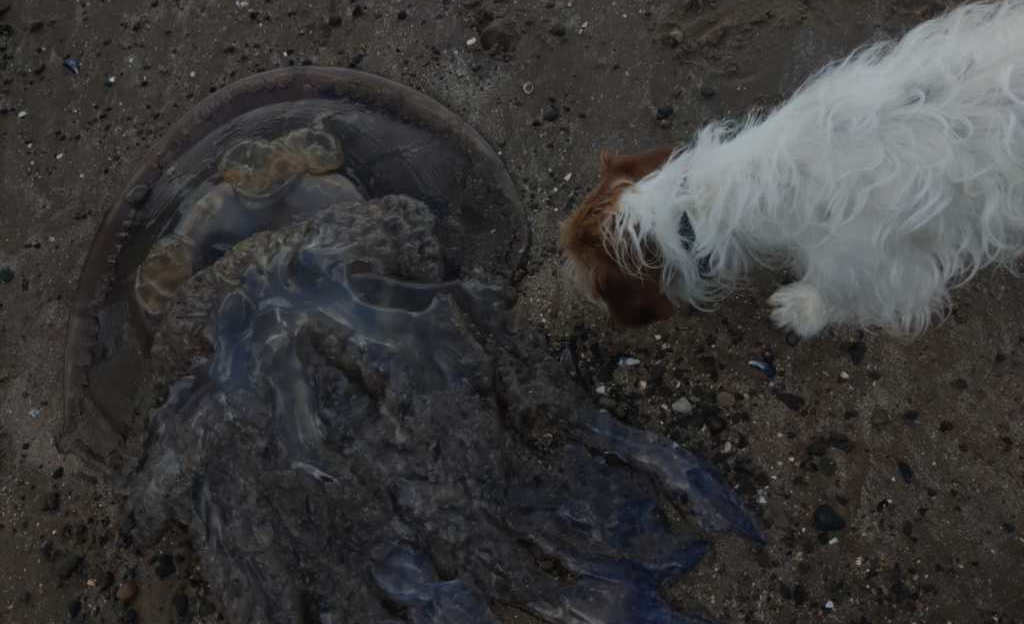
[611,0,1024,337]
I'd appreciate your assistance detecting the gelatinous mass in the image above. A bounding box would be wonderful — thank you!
[62,68,760,624]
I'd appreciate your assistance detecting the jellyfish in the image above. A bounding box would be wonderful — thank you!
[62,68,759,624]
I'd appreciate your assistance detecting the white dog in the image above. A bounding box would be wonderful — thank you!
[561,0,1024,338]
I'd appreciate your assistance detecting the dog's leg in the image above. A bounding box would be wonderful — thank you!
[768,282,830,338]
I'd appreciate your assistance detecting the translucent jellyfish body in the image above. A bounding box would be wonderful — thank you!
[62,68,757,624]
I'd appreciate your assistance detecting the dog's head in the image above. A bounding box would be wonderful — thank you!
[559,146,675,327]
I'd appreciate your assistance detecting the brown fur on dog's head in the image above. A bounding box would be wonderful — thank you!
[560,146,675,327]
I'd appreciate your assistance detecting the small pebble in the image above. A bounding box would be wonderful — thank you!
[63,58,81,74]
[480,18,518,53]
[671,397,693,415]
[541,103,560,122]
[716,391,736,408]
[17,110,27,119]
[117,581,138,604]
[665,27,685,47]
[655,105,674,120]
[105,75,116,87]
[620,357,641,367]
[465,37,478,47]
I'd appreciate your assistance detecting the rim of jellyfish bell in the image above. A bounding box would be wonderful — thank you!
[61,67,529,466]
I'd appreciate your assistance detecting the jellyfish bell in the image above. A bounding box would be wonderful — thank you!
[63,67,528,471]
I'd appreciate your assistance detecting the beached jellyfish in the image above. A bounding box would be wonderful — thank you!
[62,68,759,624]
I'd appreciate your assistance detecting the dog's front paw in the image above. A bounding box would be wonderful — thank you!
[769,283,829,339]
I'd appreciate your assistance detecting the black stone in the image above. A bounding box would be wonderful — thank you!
[154,553,176,579]
[41,491,60,512]
[807,439,829,456]
[655,105,674,120]
[57,555,84,580]
[847,341,867,364]
[819,456,837,476]
[813,504,847,531]
[828,433,852,452]
[792,583,808,605]
[776,392,805,412]
[705,414,727,435]
[542,103,560,122]
[173,593,190,619]
[897,461,914,483]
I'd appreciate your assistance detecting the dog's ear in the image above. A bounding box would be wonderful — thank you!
[600,146,674,183]
[592,255,674,327]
